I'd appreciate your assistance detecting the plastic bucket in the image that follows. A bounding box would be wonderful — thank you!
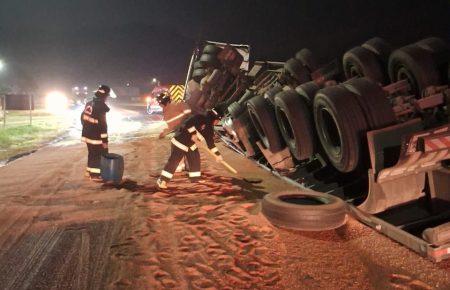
[101,153,124,183]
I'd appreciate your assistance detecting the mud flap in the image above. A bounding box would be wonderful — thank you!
[358,169,425,214]
[359,121,450,214]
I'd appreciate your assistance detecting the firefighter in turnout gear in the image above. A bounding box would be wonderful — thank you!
[157,109,223,189]
[157,92,192,138]
[81,85,116,181]
[157,92,192,173]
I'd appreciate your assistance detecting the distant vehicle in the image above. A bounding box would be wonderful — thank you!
[71,86,89,106]
[145,95,163,114]
[144,84,185,115]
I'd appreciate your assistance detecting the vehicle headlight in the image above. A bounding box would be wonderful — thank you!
[45,91,69,113]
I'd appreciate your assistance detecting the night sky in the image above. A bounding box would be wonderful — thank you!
[0,0,448,94]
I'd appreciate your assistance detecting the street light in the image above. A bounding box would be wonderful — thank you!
[0,59,4,71]
[152,77,160,86]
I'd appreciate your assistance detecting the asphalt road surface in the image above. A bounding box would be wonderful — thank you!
[0,101,449,289]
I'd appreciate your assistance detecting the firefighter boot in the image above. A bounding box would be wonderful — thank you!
[156,178,168,189]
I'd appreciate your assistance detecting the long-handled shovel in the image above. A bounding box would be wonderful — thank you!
[193,139,238,174]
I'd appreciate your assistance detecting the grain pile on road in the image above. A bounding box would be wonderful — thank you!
[0,135,449,289]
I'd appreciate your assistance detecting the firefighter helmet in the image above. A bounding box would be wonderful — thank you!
[156,93,171,106]
[94,85,111,98]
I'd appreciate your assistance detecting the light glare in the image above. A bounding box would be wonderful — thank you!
[45,91,69,113]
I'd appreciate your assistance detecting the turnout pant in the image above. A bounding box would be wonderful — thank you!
[86,143,107,177]
[160,143,201,182]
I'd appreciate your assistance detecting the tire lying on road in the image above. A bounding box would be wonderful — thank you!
[262,190,348,231]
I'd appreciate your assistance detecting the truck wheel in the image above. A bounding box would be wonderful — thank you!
[274,90,315,160]
[199,53,221,68]
[193,61,204,69]
[262,190,347,231]
[343,77,396,130]
[295,48,318,73]
[388,45,441,97]
[294,81,321,106]
[284,58,311,84]
[361,37,392,65]
[203,44,222,55]
[247,95,285,152]
[314,86,369,173]
[343,46,386,84]
[227,102,244,119]
[415,37,450,59]
[237,89,255,105]
[264,86,283,105]
[192,68,206,83]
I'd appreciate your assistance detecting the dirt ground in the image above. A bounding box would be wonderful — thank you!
[0,130,449,289]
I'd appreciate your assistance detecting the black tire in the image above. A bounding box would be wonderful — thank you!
[388,45,441,97]
[361,37,392,64]
[415,37,450,56]
[227,102,244,119]
[295,48,318,73]
[203,44,222,55]
[262,190,347,231]
[284,58,311,84]
[415,37,450,80]
[192,68,206,82]
[343,46,386,84]
[193,61,204,69]
[274,90,316,160]
[199,53,221,68]
[264,86,283,105]
[343,77,396,130]
[247,95,285,152]
[314,85,369,173]
[294,81,321,106]
[235,110,260,156]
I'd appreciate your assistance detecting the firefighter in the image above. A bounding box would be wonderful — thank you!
[157,92,192,172]
[81,85,115,181]
[156,109,223,189]
[157,92,192,138]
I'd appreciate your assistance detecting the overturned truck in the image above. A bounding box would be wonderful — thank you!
[182,37,450,262]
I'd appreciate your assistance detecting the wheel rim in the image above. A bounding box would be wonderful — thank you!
[349,65,362,79]
[317,106,342,157]
[275,106,295,142]
[248,107,267,145]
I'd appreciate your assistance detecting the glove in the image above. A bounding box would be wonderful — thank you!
[102,142,109,153]
[191,134,200,143]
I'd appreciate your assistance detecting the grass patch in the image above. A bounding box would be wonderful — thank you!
[0,110,71,161]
